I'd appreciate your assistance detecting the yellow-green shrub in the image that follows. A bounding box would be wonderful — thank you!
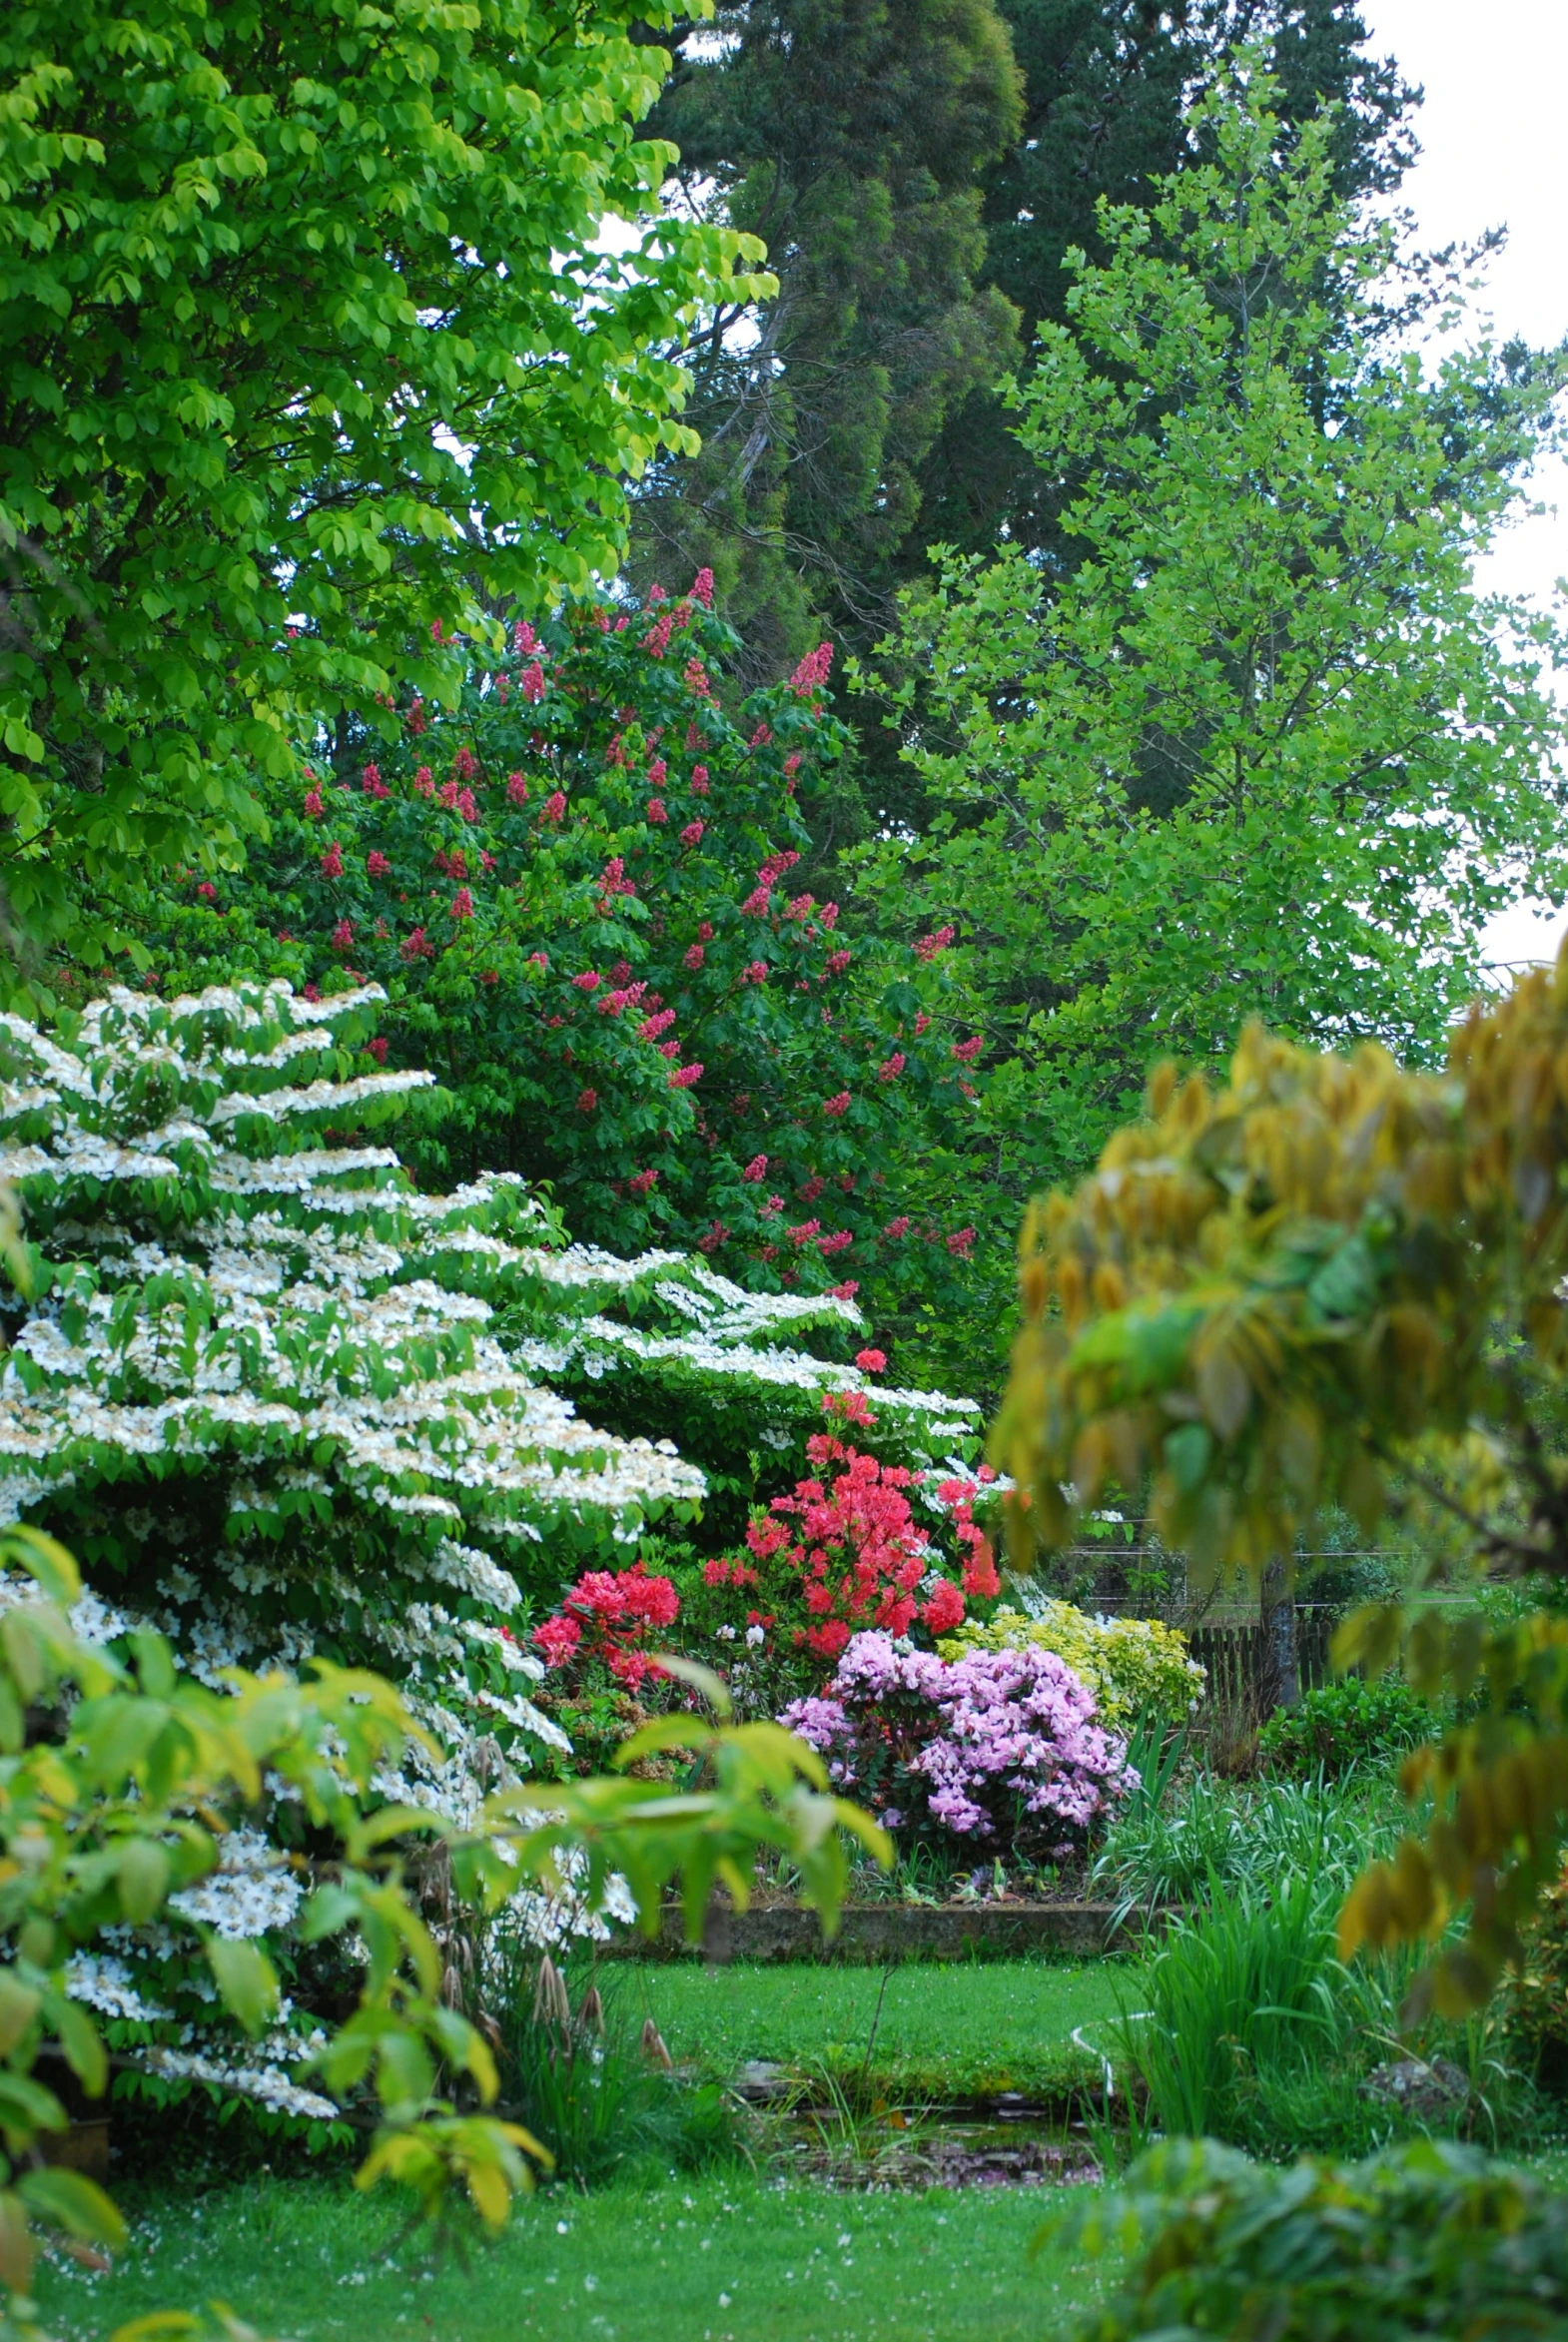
[939,1602,1204,1726]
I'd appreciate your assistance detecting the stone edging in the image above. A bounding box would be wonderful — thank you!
[607,1900,1132,1963]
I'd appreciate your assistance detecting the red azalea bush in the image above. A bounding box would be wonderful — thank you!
[529,1431,1004,1718]
[740,1430,1001,1660]
[530,1562,680,1692]
[128,578,989,1362]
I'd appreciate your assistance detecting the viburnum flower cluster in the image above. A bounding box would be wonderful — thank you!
[133,574,990,1367]
[782,1632,1131,1857]
[0,980,985,2125]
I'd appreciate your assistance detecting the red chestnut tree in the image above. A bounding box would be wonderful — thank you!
[131,580,991,1365]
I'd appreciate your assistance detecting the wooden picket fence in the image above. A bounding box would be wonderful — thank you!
[1185,1605,1339,1725]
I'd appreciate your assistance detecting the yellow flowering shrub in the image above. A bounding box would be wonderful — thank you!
[939,1602,1204,1726]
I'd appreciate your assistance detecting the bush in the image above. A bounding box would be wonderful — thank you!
[940,1600,1203,1726]
[1507,1862,1568,2094]
[782,1630,1129,1858]
[1059,2138,1568,2339]
[1258,1675,1432,1780]
[0,979,966,2122]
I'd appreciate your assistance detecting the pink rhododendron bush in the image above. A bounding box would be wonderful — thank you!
[782,1632,1132,1860]
[0,979,984,2128]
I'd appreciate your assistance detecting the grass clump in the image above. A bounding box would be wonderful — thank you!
[1109,1873,1545,2162]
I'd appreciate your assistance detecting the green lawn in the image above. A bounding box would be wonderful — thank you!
[39,2167,1111,2342]
[621,1957,1127,2101]
[39,1962,1127,2339]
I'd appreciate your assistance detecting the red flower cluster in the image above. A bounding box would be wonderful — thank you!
[743,1434,966,1660]
[533,1563,680,1690]
[915,925,956,962]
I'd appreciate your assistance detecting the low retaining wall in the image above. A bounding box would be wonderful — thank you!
[608,1899,1126,1963]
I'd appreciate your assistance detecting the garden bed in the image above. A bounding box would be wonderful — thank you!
[613,1899,1129,1963]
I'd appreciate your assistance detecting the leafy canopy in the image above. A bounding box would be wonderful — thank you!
[631,0,1024,686]
[995,934,1568,2014]
[862,64,1568,1203]
[0,0,768,987]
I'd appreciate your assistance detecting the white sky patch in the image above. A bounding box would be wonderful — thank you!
[1360,0,1568,969]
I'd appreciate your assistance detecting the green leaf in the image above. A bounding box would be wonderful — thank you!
[205,1940,280,2036]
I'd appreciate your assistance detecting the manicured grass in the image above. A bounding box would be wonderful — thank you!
[39,2167,1112,2342]
[621,1957,1127,2099]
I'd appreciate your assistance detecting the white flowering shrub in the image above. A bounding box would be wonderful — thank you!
[0,981,972,2126]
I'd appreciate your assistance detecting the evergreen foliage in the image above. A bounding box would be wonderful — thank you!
[630,0,1025,694]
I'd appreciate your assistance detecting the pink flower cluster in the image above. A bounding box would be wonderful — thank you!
[782,1634,1130,1854]
[789,641,834,698]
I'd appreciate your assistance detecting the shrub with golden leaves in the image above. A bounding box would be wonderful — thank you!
[993,941,1568,2013]
[939,1602,1204,1727]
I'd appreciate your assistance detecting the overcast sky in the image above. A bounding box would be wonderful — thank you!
[1358,0,1568,964]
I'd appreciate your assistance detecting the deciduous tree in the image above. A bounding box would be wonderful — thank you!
[0,0,766,988]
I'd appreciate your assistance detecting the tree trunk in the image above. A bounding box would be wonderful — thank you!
[1257,1557,1299,1721]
